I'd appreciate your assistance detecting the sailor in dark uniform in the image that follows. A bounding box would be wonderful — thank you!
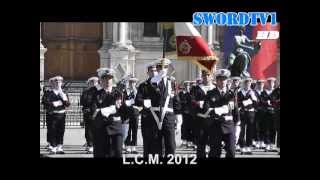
[190,70,215,158]
[251,79,257,90]
[189,80,196,87]
[196,77,202,86]
[124,76,139,154]
[80,76,99,153]
[134,63,159,158]
[42,78,53,150]
[260,77,277,152]
[226,79,232,90]
[91,68,127,158]
[203,69,236,158]
[147,58,179,157]
[271,84,280,154]
[253,79,265,149]
[41,76,70,154]
[178,81,194,148]
[230,76,241,151]
[238,77,258,155]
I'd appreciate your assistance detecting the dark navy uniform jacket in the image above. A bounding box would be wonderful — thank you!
[41,89,70,114]
[80,86,98,116]
[91,87,128,136]
[203,88,235,134]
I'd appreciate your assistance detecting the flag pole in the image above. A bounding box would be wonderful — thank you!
[162,27,167,59]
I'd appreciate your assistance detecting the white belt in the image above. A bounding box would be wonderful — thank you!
[244,108,255,112]
[133,106,143,112]
[150,95,173,130]
[53,110,66,114]
[112,116,121,122]
[197,113,208,119]
[150,107,173,113]
[197,106,229,119]
[197,113,233,122]
[223,115,233,121]
[93,105,116,119]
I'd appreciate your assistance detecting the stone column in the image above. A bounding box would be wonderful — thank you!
[208,25,213,49]
[108,22,136,81]
[119,22,127,43]
[98,23,110,68]
[40,23,46,81]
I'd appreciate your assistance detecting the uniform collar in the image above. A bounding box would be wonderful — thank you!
[255,88,263,94]
[241,88,251,96]
[265,88,273,95]
[52,89,60,95]
[95,84,102,91]
[217,87,227,94]
[199,83,215,94]
[199,83,214,89]
[104,87,113,93]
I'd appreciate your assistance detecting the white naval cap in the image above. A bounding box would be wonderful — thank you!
[256,79,266,83]
[147,62,157,68]
[215,69,231,78]
[50,76,63,82]
[266,77,276,81]
[87,76,99,83]
[243,77,253,82]
[230,76,241,81]
[49,77,54,82]
[155,58,171,67]
[129,77,138,82]
[169,76,176,81]
[96,68,114,78]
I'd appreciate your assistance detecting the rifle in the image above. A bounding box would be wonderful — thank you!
[233,86,241,123]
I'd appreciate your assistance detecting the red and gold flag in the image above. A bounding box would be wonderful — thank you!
[174,22,219,73]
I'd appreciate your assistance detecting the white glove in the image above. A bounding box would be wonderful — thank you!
[159,69,167,77]
[52,100,63,107]
[115,99,122,109]
[229,101,235,110]
[267,100,271,105]
[176,114,183,127]
[250,91,257,101]
[58,90,68,101]
[243,99,253,107]
[175,114,182,135]
[100,105,116,118]
[143,99,151,108]
[214,105,229,116]
[151,75,162,84]
[125,100,133,106]
[199,101,204,109]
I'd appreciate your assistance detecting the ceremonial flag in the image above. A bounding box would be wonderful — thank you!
[161,23,176,58]
[174,22,219,73]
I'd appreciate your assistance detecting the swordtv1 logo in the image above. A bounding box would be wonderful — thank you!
[192,12,279,40]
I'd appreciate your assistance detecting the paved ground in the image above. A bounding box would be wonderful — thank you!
[40,128,280,158]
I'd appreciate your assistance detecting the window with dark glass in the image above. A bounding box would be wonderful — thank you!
[143,23,159,37]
